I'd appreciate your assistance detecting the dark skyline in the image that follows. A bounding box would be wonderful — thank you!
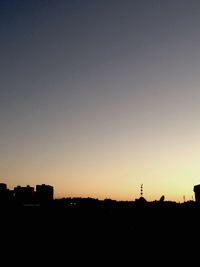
[1,1,200,201]
[1,181,200,204]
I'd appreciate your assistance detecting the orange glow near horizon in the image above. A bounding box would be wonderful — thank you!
[1,1,200,203]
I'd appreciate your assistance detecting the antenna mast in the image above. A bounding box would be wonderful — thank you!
[140,184,143,197]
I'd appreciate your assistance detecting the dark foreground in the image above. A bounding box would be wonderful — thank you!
[1,201,199,262]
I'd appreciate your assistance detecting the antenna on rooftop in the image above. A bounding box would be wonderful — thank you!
[140,184,143,197]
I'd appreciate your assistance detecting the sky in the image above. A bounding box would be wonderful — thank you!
[1,0,200,202]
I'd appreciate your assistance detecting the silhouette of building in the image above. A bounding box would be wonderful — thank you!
[13,185,35,204]
[193,184,200,202]
[0,183,7,191]
[36,184,54,203]
[0,183,11,203]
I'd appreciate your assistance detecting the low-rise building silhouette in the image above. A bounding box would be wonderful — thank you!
[194,184,200,202]
[0,183,11,203]
[0,183,7,191]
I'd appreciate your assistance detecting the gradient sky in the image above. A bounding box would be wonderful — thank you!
[1,0,200,202]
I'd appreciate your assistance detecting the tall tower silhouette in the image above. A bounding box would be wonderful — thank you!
[137,183,147,203]
[140,184,143,197]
